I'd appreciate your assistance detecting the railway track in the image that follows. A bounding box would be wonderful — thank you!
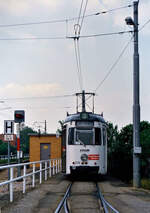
[54,181,120,213]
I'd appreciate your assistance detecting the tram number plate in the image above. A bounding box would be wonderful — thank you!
[74,161,80,164]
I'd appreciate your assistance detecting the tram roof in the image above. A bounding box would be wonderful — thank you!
[64,112,106,124]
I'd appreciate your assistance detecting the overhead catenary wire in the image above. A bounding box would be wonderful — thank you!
[139,18,150,31]
[0,4,132,28]
[94,36,133,92]
[0,30,132,41]
[73,0,89,92]
[79,0,88,35]
[74,39,83,91]
[0,94,75,102]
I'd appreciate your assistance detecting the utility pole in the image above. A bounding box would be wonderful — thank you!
[125,0,141,188]
[133,1,141,188]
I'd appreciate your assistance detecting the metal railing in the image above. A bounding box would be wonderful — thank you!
[0,154,29,160]
[0,159,61,202]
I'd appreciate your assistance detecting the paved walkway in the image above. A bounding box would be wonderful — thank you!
[99,178,150,213]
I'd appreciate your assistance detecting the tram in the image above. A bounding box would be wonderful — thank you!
[61,91,107,175]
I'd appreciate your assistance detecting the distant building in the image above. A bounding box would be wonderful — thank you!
[29,133,61,164]
[0,134,16,146]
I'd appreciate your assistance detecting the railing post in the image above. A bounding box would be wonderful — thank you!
[49,160,51,178]
[45,161,47,181]
[10,167,13,202]
[56,159,58,173]
[58,159,61,172]
[40,163,42,184]
[53,160,55,175]
[32,163,35,187]
[23,165,26,193]
[60,159,62,171]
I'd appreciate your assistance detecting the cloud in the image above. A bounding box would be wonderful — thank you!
[0,0,62,15]
[0,83,63,98]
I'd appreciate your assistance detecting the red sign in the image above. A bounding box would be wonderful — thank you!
[88,154,99,160]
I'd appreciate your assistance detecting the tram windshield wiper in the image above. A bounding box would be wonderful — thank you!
[77,135,85,146]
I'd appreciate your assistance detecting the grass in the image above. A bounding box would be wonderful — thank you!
[0,158,29,165]
[141,179,150,190]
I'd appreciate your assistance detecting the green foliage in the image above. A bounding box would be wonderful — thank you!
[108,121,150,181]
[141,179,150,190]
[57,120,64,135]
[20,126,37,154]
[0,140,16,155]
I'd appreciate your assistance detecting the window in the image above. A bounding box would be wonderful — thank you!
[95,128,102,145]
[68,128,74,145]
[103,127,107,145]
[76,129,94,145]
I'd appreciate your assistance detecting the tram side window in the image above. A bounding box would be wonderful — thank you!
[68,128,74,145]
[103,127,107,145]
[95,128,102,145]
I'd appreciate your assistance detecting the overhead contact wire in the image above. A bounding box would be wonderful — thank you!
[94,36,133,92]
[0,5,132,28]
[74,39,83,91]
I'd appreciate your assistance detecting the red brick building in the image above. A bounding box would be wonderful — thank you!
[0,134,16,146]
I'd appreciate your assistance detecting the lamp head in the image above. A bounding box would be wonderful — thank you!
[125,17,134,26]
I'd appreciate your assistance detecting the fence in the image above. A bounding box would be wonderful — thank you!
[0,159,61,202]
[0,154,29,160]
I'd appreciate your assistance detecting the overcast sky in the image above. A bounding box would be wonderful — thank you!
[0,0,149,133]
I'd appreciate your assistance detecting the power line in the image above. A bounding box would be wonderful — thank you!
[0,94,75,102]
[139,18,150,31]
[0,36,67,41]
[0,5,132,28]
[68,30,133,39]
[74,39,83,91]
[77,0,84,26]
[94,36,133,92]
[0,30,132,41]
[80,0,88,34]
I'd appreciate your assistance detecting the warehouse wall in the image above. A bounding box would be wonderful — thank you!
[29,134,61,163]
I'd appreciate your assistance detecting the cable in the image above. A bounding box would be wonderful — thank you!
[0,5,132,28]
[74,39,83,91]
[0,36,66,41]
[0,94,75,102]
[0,30,132,41]
[67,30,133,39]
[139,18,150,32]
[80,0,88,34]
[77,40,83,90]
[94,36,133,92]
[77,0,84,26]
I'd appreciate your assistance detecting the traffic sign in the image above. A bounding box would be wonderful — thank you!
[4,120,14,135]
[4,134,14,141]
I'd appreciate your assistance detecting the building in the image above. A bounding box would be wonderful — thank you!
[0,134,16,146]
[29,134,61,163]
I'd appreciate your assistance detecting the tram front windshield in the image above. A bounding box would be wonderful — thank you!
[76,130,93,145]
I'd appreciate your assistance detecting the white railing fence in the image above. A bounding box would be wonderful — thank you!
[0,159,61,202]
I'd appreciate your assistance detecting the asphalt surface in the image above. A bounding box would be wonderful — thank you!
[0,174,150,213]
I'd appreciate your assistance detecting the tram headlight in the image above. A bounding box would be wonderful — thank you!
[81,154,88,162]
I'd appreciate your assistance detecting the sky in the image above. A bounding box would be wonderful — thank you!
[0,0,149,133]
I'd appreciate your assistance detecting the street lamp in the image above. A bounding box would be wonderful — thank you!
[125,1,141,188]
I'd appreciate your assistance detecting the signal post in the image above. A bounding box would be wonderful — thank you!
[14,110,25,177]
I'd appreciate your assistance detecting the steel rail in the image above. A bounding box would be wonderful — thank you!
[54,183,72,213]
[96,183,120,213]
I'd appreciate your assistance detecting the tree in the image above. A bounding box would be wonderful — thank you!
[20,126,37,154]
[0,140,16,155]
[108,121,150,181]
[57,120,64,135]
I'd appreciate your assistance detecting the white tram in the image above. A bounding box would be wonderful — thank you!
[61,91,107,175]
